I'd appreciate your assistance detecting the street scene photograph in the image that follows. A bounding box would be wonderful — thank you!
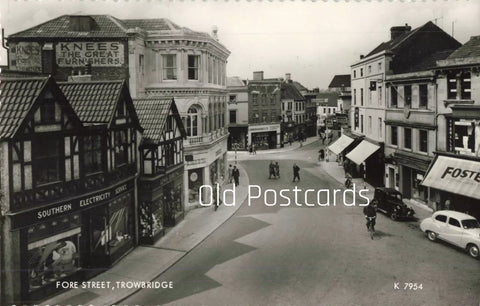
[0,0,479,305]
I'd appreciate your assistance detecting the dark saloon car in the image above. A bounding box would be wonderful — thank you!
[371,187,415,221]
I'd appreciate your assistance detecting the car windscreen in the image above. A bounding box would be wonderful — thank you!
[462,219,480,229]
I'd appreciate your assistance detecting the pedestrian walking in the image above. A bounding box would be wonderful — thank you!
[232,166,240,187]
[228,164,233,184]
[275,162,280,178]
[249,144,253,155]
[252,143,256,154]
[269,161,276,179]
[292,163,300,182]
[321,132,326,144]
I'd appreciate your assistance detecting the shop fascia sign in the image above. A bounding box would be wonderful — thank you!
[10,180,134,229]
[56,41,125,67]
[250,125,278,132]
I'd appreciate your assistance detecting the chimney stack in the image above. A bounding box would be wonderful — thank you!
[253,71,264,81]
[390,23,411,40]
[285,73,291,81]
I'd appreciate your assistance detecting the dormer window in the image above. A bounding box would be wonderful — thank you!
[69,16,96,32]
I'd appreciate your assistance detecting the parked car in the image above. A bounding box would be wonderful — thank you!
[420,210,480,259]
[371,187,415,221]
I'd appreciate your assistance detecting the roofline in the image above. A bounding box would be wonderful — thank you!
[351,50,389,67]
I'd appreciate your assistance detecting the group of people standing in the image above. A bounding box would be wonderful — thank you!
[248,144,257,155]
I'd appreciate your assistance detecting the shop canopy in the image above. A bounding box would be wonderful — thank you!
[328,134,355,155]
[421,155,480,200]
[345,140,380,165]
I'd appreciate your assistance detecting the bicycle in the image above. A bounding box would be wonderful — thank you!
[366,216,376,240]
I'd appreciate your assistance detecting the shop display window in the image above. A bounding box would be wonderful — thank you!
[139,200,163,241]
[91,192,134,257]
[27,214,82,292]
[188,168,203,202]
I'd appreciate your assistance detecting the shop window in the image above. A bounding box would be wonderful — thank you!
[33,136,62,186]
[139,200,163,242]
[84,135,102,174]
[27,214,81,292]
[91,193,134,257]
[188,55,199,80]
[404,128,412,149]
[391,87,397,108]
[40,99,56,124]
[454,120,476,154]
[230,110,237,124]
[404,85,412,107]
[114,129,128,167]
[419,84,428,109]
[188,168,203,203]
[162,54,177,80]
[419,130,428,153]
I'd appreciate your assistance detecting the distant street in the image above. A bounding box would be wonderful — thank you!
[123,140,480,305]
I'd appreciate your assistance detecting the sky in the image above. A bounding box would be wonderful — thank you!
[0,0,479,89]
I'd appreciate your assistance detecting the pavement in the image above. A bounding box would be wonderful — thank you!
[42,135,433,305]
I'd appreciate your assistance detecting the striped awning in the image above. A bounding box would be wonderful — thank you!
[345,140,380,165]
[421,155,480,200]
[328,134,355,155]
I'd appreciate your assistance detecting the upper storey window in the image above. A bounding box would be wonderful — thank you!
[40,99,56,123]
[447,72,471,100]
[33,136,62,186]
[188,55,200,80]
[163,55,177,80]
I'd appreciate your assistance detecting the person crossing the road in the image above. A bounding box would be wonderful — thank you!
[363,201,377,239]
[292,163,300,182]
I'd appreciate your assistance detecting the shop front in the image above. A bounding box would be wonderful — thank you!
[394,151,432,202]
[228,126,248,150]
[421,154,480,219]
[346,140,384,186]
[248,124,280,150]
[7,180,135,302]
[138,165,184,244]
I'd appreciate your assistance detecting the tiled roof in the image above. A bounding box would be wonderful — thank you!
[133,98,173,144]
[0,78,48,139]
[315,92,340,107]
[59,81,124,124]
[281,82,304,100]
[9,15,128,39]
[364,22,433,58]
[446,35,480,60]
[122,18,181,31]
[328,75,351,88]
[227,76,246,87]
[292,81,307,92]
[405,49,455,72]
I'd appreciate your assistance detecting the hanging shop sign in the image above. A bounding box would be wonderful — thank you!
[56,42,125,67]
[10,180,134,229]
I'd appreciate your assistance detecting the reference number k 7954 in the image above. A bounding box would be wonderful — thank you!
[393,282,423,290]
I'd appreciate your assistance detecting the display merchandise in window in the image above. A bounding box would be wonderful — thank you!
[139,200,163,240]
[188,168,203,202]
[91,193,134,256]
[27,214,82,291]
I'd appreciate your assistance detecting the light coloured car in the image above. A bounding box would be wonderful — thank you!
[420,210,480,259]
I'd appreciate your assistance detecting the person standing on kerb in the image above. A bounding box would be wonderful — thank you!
[292,163,300,182]
[232,166,240,187]
[228,164,233,184]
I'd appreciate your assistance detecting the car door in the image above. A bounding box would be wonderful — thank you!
[431,214,448,238]
[443,217,465,247]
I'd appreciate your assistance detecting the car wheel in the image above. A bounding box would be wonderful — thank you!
[390,212,398,221]
[426,231,437,242]
[467,244,479,259]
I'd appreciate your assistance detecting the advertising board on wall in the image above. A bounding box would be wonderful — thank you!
[10,42,42,72]
[56,42,125,67]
